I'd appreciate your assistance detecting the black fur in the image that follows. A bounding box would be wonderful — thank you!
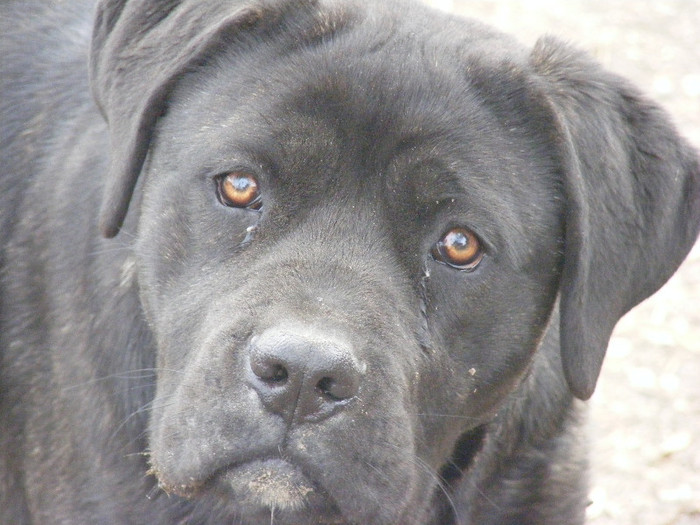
[1,0,698,523]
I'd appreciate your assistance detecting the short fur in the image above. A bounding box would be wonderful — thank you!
[1,0,698,523]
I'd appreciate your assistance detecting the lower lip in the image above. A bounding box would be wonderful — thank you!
[212,457,351,525]
[220,458,317,513]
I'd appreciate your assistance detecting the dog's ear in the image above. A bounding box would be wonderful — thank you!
[530,37,700,400]
[89,0,307,237]
[89,0,267,238]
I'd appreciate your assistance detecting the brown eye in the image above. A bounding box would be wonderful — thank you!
[432,227,483,271]
[217,172,262,209]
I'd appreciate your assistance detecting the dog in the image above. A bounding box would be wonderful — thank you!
[1,0,698,523]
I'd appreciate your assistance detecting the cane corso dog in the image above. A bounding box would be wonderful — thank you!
[1,0,698,523]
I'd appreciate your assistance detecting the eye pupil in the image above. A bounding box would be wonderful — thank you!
[218,172,262,209]
[433,227,483,271]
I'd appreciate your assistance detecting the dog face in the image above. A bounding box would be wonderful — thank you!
[133,23,565,522]
[85,0,699,523]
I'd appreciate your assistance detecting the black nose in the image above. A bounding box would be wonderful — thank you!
[247,327,364,423]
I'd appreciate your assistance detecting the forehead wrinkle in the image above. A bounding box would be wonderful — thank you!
[387,141,490,226]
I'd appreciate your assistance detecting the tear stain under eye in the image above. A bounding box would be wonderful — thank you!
[241,224,257,247]
[418,264,432,353]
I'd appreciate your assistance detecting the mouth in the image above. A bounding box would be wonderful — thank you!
[150,422,489,525]
[201,458,345,524]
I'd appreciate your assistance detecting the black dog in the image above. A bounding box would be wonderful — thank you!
[1,0,698,523]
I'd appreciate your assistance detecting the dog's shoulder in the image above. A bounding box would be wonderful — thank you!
[0,0,97,247]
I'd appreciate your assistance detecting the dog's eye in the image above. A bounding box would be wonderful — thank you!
[432,227,483,271]
[217,172,262,210]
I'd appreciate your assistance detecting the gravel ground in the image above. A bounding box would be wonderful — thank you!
[425,2,700,523]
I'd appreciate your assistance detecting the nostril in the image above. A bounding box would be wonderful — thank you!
[251,359,288,384]
[316,377,339,401]
[316,376,356,402]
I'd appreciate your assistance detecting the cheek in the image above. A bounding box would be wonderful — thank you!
[136,174,259,309]
[425,265,560,411]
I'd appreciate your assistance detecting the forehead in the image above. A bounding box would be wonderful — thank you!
[158,3,562,243]
[169,3,517,145]
[175,44,546,175]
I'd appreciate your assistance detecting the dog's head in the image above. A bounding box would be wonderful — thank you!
[90,0,700,522]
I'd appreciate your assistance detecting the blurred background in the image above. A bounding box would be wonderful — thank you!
[422,1,700,523]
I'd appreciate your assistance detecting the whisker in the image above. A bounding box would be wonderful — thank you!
[88,246,132,257]
[459,473,502,513]
[146,482,162,501]
[109,397,175,444]
[61,367,183,392]
[410,412,481,421]
[380,440,459,520]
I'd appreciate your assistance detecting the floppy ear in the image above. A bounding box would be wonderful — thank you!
[530,37,700,400]
[89,0,293,237]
